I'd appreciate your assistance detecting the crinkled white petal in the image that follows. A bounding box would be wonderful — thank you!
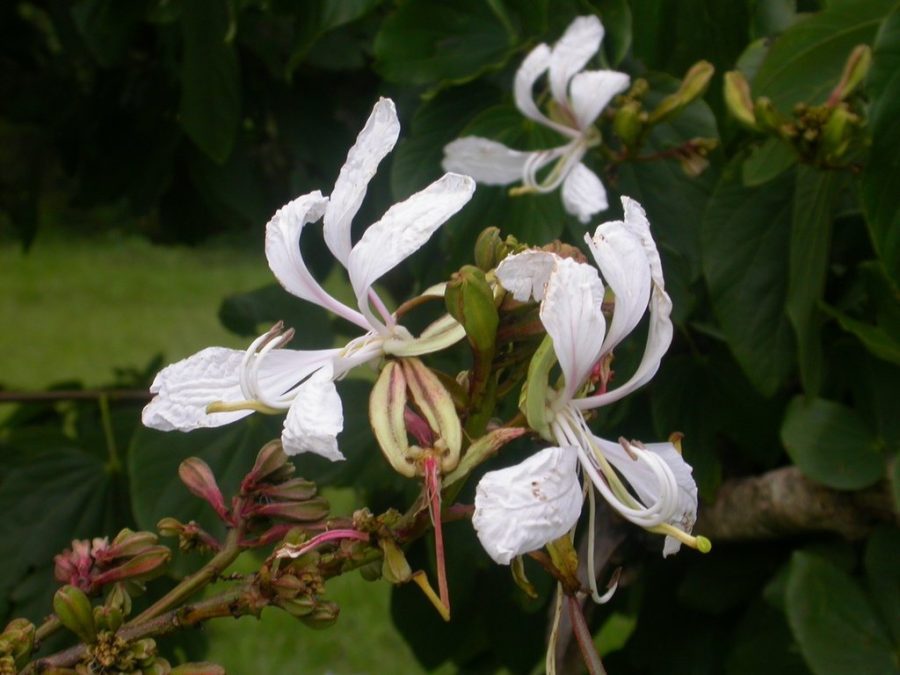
[324,98,400,267]
[252,347,342,408]
[265,191,369,331]
[282,365,345,461]
[622,196,663,283]
[549,15,604,106]
[142,348,251,431]
[561,162,608,224]
[495,250,559,302]
[442,137,529,185]
[585,220,651,354]
[347,173,475,323]
[540,258,607,401]
[569,70,630,129]
[596,437,698,556]
[514,44,576,139]
[473,446,583,564]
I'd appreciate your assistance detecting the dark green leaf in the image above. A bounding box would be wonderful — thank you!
[786,551,896,675]
[594,0,632,66]
[862,9,900,285]
[741,138,797,187]
[218,283,334,346]
[753,0,895,108]
[781,396,884,490]
[822,305,900,365]
[864,527,900,645]
[701,163,795,395]
[750,0,799,40]
[178,0,240,163]
[71,0,147,67]
[726,598,812,675]
[374,0,515,87]
[787,166,841,394]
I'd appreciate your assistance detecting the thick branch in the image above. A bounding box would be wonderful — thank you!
[697,466,897,541]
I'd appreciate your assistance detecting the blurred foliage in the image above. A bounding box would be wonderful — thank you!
[1,0,899,672]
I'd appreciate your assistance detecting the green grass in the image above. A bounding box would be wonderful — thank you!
[1,232,433,673]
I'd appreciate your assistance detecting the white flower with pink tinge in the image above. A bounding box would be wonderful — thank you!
[443,15,629,224]
[472,198,708,596]
[143,98,475,462]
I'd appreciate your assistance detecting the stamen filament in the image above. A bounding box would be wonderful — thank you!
[206,400,283,415]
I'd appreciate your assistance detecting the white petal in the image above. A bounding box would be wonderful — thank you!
[514,44,577,138]
[347,173,475,322]
[569,70,630,129]
[495,250,559,302]
[549,16,604,106]
[265,191,370,331]
[584,220,651,354]
[540,258,607,401]
[282,365,345,461]
[252,347,342,408]
[622,196,664,284]
[473,446,583,564]
[597,438,698,556]
[324,98,400,267]
[142,348,252,431]
[442,137,529,185]
[561,162,608,224]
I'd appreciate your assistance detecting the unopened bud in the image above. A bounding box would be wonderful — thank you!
[822,104,853,160]
[648,61,714,124]
[96,529,158,563]
[253,497,330,523]
[474,227,509,271]
[829,44,872,105]
[754,97,787,136]
[93,546,170,586]
[92,605,124,633]
[53,585,97,644]
[156,517,185,539]
[129,638,157,663]
[444,426,527,486]
[379,540,412,584]
[171,662,226,675]
[179,458,228,520]
[445,266,499,355]
[1,619,34,662]
[255,477,318,502]
[277,596,316,618]
[724,71,757,129]
[299,601,340,630]
[613,100,643,147]
[242,440,292,492]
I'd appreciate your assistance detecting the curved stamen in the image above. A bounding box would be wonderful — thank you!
[250,328,298,409]
[239,322,285,401]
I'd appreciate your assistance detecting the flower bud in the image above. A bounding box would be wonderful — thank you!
[298,601,340,630]
[129,638,157,664]
[277,596,316,618]
[612,100,643,147]
[821,104,854,160]
[252,497,330,523]
[724,71,757,130]
[255,477,318,502]
[1,619,34,663]
[474,226,509,270]
[648,60,714,124]
[179,458,229,521]
[95,529,158,564]
[241,440,293,492]
[370,361,415,477]
[93,546,171,586]
[829,44,872,104]
[379,540,412,585]
[53,585,97,644]
[156,517,185,539]
[171,662,226,675]
[445,266,499,355]
[753,97,787,136]
[92,605,124,633]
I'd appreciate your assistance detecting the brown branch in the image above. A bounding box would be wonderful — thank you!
[696,466,898,542]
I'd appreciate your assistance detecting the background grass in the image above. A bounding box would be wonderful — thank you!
[1,232,433,673]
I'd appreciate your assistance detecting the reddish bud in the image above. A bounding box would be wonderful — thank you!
[255,477,318,502]
[93,546,170,586]
[242,440,293,492]
[179,458,229,521]
[252,497,330,523]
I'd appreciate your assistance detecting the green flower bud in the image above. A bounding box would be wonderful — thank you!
[822,104,853,160]
[648,60,714,124]
[278,596,316,618]
[724,71,757,129]
[53,585,96,644]
[754,97,788,136]
[370,360,415,477]
[473,227,509,271]
[92,605,123,633]
[379,540,412,585]
[1,618,34,663]
[445,265,500,354]
[105,583,132,617]
[829,44,872,104]
[129,638,157,665]
[299,601,340,630]
[612,100,643,147]
[522,336,557,442]
[104,529,159,560]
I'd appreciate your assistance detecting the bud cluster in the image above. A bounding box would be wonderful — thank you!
[0,619,34,673]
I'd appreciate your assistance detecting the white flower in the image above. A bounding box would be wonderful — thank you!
[442,15,630,224]
[143,98,476,461]
[473,197,704,568]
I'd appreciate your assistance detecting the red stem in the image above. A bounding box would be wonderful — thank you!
[425,457,450,614]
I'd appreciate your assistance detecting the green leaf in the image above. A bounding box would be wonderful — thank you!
[594,0,632,66]
[0,450,122,621]
[178,0,240,163]
[864,527,900,646]
[781,396,884,490]
[71,0,148,67]
[726,599,812,675]
[822,305,900,365]
[753,0,896,108]
[741,138,797,187]
[786,166,841,394]
[862,9,900,285]
[287,0,382,73]
[701,163,795,395]
[374,0,516,87]
[218,283,334,346]
[786,552,897,675]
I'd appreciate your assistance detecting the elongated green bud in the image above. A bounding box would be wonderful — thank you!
[1,619,34,663]
[612,100,643,147]
[822,104,853,159]
[474,227,508,271]
[753,97,788,136]
[53,585,96,644]
[648,60,714,124]
[828,44,872,105]
[723,71,757,129]
[523,336,558,442]
[380,540,412,585]
[299,601,340,630]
